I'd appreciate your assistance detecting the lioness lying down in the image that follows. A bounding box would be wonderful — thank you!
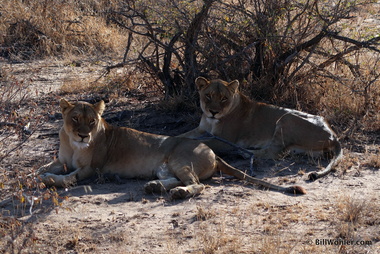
[37,99,305,199]
[180,77,343,181]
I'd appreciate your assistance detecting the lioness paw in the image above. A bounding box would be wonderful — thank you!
[144,180,167,194]
[308,172,319,181]
[38,173,56,186]
[38,173,77,188]
[170,184,205,199]
[169,187,191,199]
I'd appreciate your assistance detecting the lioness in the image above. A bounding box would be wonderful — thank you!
[180,77,343,181]
[37,99,305,199]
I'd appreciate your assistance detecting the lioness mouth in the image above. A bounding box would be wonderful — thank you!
[73,140,90,149]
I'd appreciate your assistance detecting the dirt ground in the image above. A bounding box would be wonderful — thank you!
[1,59,379,254]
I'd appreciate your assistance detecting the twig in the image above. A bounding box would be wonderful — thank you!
[23,193,40,215]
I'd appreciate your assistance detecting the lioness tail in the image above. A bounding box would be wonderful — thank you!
[308,141,343,181]
[216,157,306,195]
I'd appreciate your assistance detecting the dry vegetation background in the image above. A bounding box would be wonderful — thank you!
[0,0,379,253]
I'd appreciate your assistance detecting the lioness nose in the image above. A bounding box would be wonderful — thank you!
[209,110,219,116]
[78,134,88,139]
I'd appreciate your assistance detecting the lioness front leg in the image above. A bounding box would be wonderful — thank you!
[40,166,95,188]
[178,127,205,139]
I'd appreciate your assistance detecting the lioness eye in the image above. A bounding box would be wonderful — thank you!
[72,116,78,122]
[221,97,228,102]
[205,94,211,100]
[90,119,96,126]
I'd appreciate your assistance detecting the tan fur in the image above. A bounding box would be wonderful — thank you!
[37,99,306,199]
[180,77,343,181]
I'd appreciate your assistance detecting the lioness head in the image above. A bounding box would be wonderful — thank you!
[195,77,239,119]
[60,98,105,149]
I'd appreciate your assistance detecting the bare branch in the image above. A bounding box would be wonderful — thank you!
[123,32,134,63]
[329,34,380,53]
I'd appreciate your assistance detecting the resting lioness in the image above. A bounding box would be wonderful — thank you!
[36,99,305,199]
[180,77,343,181]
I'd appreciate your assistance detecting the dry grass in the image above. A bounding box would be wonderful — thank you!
[299,48,380,135]
[60,76,133,98]
[0,62,69,254]
[332,195,380,253]
[364,153,380,169]
[60,69,166,103]
[1,170,379,253]
[195,204,217,221]
[337,195,380,226]
[0,0,126,59]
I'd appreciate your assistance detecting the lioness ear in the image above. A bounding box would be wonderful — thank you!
[195,77,209,91]
[59,98,74,114]
[228,80,239,93]
[94,100,105,116]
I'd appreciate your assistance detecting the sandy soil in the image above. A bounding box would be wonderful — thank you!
[1,59,379,254]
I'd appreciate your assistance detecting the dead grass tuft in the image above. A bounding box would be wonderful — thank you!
[334,195,380,243]
[195,204,216,221]
[363,154,380,169]
[196,215,241,254]
[337,196,367,224]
